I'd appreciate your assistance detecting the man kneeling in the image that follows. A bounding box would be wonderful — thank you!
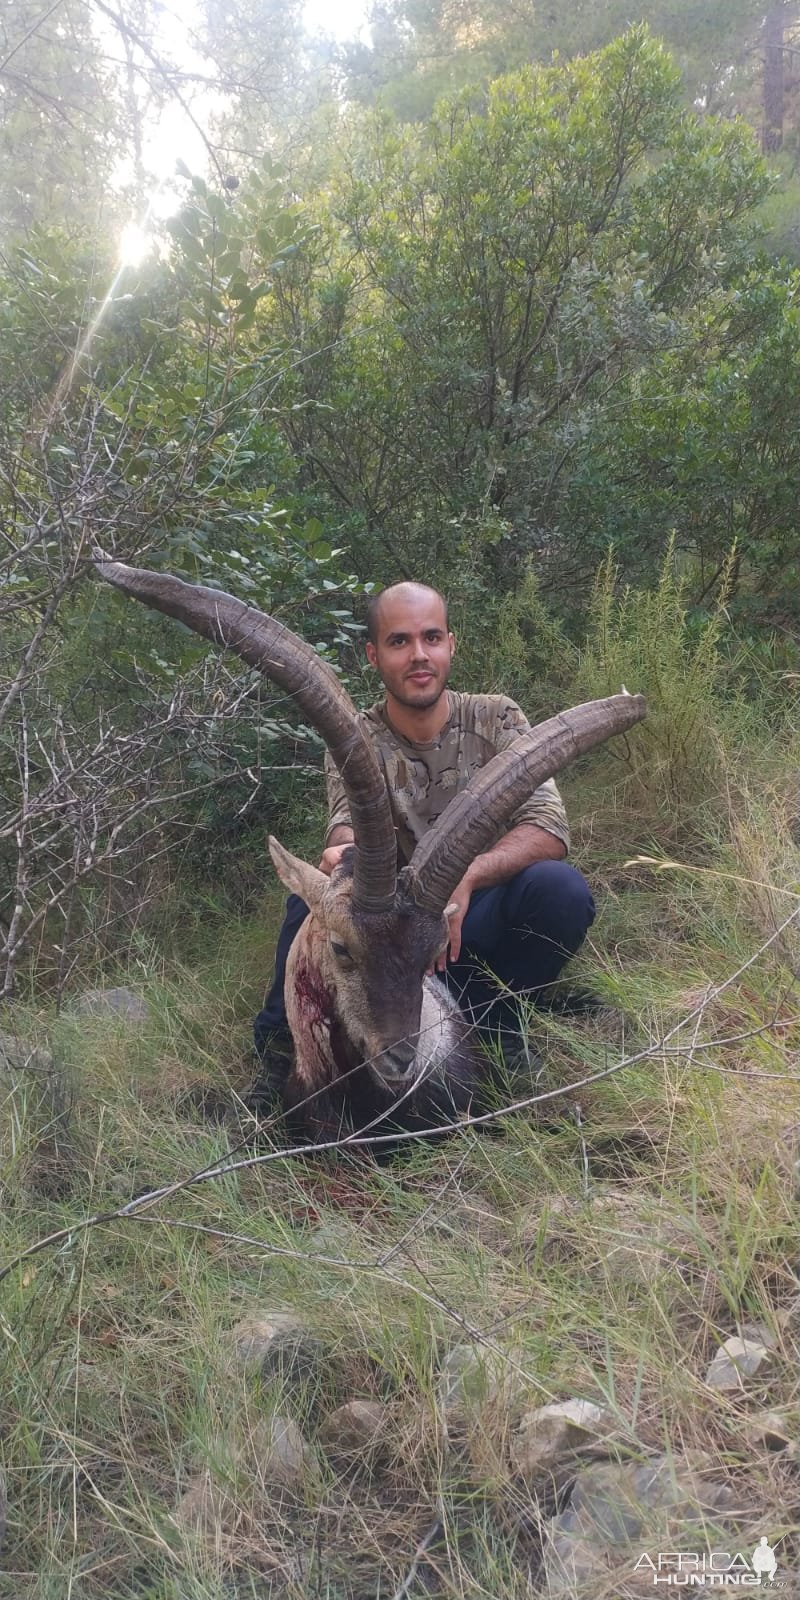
[251,582,595,1104]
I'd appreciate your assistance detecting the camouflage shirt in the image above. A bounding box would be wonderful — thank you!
[324,691,570,866]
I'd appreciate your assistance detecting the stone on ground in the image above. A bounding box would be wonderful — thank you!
[437,1341,528,1433]
[705,1335,771,1391]
[70,986,150,1022]
[0,1031,53,1074]
[318,1400,390,1469]
[742,1409,795,1452]
[251,1414,318,1490]
[543,1454,744,1596]
[172,1470,227,1534]
[512,1398,616,1482]
[231,1309,326,1392]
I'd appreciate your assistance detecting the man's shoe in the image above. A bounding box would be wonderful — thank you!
[244,1027,294,1115]
[535,984,606,1017]
[481,1027,544,1096]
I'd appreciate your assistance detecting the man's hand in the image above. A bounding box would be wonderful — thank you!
[429,874,472,972]
[318,825,355,876]
[426,824,566,972]
[319,843,351,876]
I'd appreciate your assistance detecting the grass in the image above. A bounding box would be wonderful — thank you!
[3,830,800,1595]
[3,584,800,1595]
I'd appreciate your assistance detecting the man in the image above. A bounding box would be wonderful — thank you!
[251,581,595,1103]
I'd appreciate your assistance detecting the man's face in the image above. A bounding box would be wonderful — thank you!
[366,590,455,711]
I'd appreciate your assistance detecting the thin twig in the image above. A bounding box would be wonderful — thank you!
[391,1502,445,1600]
[0,0,66,73]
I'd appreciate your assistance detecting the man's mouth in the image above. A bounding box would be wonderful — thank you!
[407,672,435,685]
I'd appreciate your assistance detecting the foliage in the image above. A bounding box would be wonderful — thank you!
[555,266,800,617]
[342,0,774,124]
[263,30,770,597]
[0,0,123,236]
[0,167,374,998]
[197,0,337,171]
[1,11,799,999]
[571,545,752,830]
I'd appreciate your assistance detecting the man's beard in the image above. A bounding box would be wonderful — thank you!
[392,669,450,711]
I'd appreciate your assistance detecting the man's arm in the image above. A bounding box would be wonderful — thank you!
[434,822,566,969]
[320,752,356,873]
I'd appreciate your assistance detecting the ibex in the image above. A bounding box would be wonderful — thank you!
[96,561,646,1141]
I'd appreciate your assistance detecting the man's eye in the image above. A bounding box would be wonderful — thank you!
[330,940,352,961]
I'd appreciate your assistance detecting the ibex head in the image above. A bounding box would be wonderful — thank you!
[268,837,455,1086]
[95,560,646,1118]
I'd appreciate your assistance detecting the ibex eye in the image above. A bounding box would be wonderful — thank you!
[330,940,352,960]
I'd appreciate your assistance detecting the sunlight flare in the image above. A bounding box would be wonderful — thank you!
[118,220,153,267]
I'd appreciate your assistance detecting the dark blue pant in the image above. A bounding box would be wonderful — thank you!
[254,862,595,1055]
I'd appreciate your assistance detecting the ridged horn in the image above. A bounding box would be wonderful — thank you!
[94,561,397,912]
[405,693,647,914]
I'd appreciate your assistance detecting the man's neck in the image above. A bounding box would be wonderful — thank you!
[382,689,452,743]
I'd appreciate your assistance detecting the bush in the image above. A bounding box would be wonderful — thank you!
[569,545,753,833]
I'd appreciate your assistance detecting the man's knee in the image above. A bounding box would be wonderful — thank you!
[504,860,595,948]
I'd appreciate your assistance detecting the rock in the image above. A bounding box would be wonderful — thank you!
[251,1414,317,1491]
[437,1342,527,1428]
[739,1319,778,1351]
[232,1309,325,1393]
[71,986,150,1022]
[705,1335,771,1391]
[512,1399,616,1482]
[318,1400,389,1469]
[0,1031,53,1075]
[173,1418,316,1534]
[0,1030,72,1195]
[777,1294,800,1344]
[543,1454,743,1596]
[742,1409,795,1452]
[172,1470,226,1534]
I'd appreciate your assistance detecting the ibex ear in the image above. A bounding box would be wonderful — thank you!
[268,836,328,908]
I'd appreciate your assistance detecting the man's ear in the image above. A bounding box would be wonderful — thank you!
[268,837,327,908]
[449,631,456,660]
[365,640,378,670]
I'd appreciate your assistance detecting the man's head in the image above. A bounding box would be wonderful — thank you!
[365,582,455,712]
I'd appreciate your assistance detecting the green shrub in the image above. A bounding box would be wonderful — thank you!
[569,544,755,835]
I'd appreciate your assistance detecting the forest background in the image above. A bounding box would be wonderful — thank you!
[3,6,800,1594]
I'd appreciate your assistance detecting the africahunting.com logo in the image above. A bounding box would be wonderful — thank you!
[634,1540,780,1586]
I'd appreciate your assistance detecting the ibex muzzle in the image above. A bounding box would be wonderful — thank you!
[95,560,646,1139]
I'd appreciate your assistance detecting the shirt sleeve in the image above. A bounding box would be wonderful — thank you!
[324,751,353,843]
[491,698,571,853]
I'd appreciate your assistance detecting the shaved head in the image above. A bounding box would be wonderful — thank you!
[366,583,448,644]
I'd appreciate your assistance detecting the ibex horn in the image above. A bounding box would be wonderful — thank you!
[406,693,647,913]
[94,561,398,912]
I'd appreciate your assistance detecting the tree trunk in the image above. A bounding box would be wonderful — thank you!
[763,3,788,151]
